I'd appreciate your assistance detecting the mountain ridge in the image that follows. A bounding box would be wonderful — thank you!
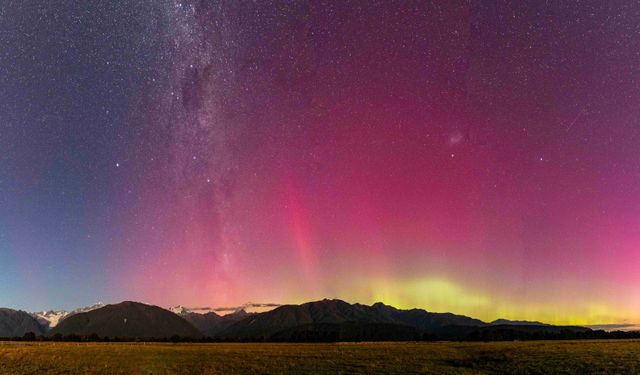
[215,299,478,339]
[0,299,597,341]
[48,301,201,338]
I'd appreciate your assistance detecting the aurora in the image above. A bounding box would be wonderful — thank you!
[1,1,639,329]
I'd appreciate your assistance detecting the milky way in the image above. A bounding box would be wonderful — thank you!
[1,1,640,325]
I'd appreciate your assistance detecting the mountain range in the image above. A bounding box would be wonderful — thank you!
[0,299,594,341]
[169,302,281,315]
[215,299,485,340]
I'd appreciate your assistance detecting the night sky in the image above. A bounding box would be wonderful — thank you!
[1,1,639,325]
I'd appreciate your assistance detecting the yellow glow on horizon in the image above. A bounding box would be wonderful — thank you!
[331,276,637,326]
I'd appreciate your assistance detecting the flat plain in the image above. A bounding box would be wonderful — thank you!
[0,339,639,374]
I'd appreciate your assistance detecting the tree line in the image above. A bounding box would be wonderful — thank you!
[2,329,640,343]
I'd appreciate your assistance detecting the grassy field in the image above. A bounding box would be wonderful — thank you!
[0,340,639,374]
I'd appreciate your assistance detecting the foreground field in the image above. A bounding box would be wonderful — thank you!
[0,340,639,374]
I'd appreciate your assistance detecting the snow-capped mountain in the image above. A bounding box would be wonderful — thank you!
[169,302,280,316]
[33,310,68,329]
[169,305,191,315]
[32,302,105,330]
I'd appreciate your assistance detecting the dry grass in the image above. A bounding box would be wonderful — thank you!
[0,339,639,374]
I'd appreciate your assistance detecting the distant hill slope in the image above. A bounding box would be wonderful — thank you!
[180,309,253,337]
[490,319,549,326]
[217,299,486,340]
[0,308,44,337]
[444,323,592,341]
[271,322,431,342]
[48,301,200,338]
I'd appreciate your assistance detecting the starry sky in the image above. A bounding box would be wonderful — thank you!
[1,1,639,325]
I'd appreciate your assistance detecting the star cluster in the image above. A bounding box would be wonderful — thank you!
[1,1,639,324]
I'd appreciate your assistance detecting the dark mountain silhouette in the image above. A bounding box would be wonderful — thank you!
[179,309,252,337]
[1,299,594,341]
[213,299,591,341]
[366,301,485,334]
[217,299,486,340]
[0,308,44,337]
[48,301,200,339]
